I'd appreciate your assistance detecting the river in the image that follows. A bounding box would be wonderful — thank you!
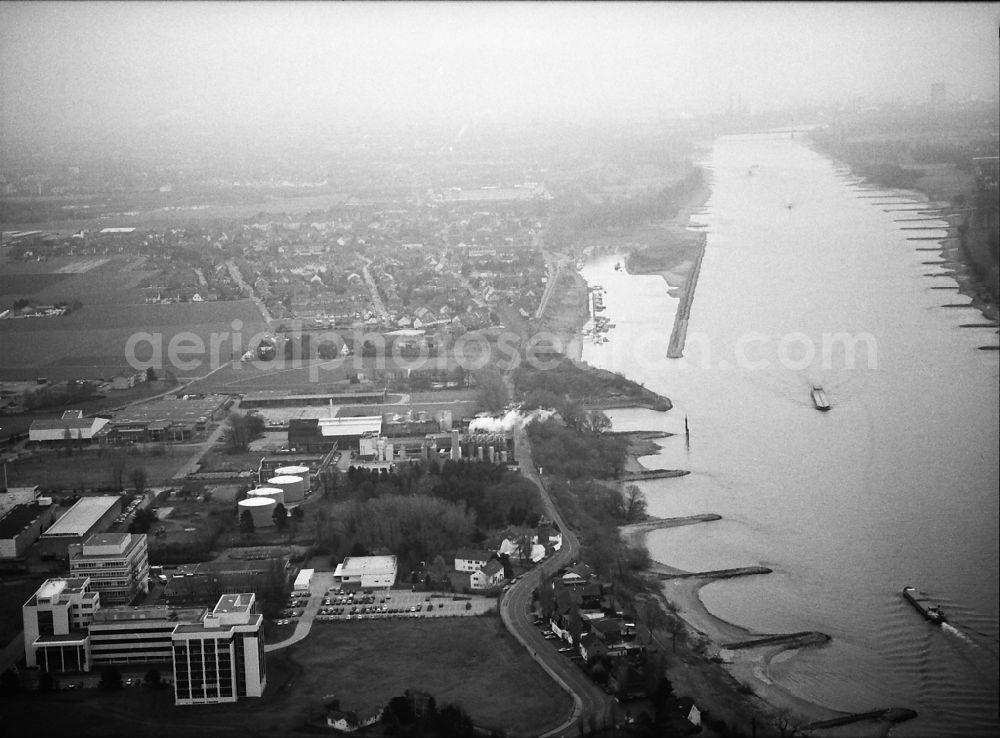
[578,132,999,737]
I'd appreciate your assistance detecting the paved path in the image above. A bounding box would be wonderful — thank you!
[498,420,616,737]
[170,399,239,480]
[265,571,336,652]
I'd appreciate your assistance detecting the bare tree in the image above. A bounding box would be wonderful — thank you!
[130,467,148,496]
[109,452,126,491]
[623,484,647,522]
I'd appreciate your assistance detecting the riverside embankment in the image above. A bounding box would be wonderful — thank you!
[582,134,999,737]
[666,236,706,358]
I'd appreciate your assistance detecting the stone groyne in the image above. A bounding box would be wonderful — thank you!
[666,237,707,359]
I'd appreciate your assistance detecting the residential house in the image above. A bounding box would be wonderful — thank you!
[469,559,505,590]
[454,548,494,573]
[560,563,593,587]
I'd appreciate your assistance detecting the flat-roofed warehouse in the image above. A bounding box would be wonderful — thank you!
[239,390,386,409]
[38,495,122,559]
[0,502,58,560]
[333,555,397,589]
[288,415,382,453]
[108,395,231,444]
[29,410,110,444]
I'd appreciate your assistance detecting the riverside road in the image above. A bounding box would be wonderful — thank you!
[499,422,616,737]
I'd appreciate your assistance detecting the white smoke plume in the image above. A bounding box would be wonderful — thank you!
[468,408,553,433]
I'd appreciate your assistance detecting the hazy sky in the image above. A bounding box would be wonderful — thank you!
[1,1,998,139]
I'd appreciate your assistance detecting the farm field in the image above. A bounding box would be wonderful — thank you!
[182,352,468,395]
[0,256,155,303]
[0,297,267,381]
[0,615,570,737]
[1,190,353,229]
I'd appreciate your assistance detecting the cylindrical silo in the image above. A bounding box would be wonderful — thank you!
[268,474,306,503]
[238,496,276,527]
[248,486,285,505]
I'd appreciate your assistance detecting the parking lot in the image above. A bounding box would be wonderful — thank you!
[275,587,495,626]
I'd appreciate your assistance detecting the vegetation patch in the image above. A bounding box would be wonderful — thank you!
[286,616,571,735]
[514,356,670,412]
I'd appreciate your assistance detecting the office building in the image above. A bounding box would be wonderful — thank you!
[69,532,149,605]
[89,604,205,667]
[171,593,266,705]
[22,577,100,671]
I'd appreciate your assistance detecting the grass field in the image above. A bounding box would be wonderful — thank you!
[4,445,191,489]
[0,298,268,381]
[283,615,571,735]
[0,257,155,304]
[1,615,571,737]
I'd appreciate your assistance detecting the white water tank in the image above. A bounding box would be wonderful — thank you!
[238,496,276,527]
[268,474,306,503]
[247,486,285,505]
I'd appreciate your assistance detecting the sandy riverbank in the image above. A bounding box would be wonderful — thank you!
[621,516,902,737]
[616,430,896,736]
[616,430,675,474]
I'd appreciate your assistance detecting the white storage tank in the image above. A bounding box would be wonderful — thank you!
[238,496,276,527]
[248,486,285,505]
[268,474,306,503]
[274,464,310,479]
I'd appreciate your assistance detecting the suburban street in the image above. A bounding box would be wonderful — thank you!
[499,421,616,737]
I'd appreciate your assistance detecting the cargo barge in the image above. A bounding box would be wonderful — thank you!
[811,385,830,411]
[902,586,947,624]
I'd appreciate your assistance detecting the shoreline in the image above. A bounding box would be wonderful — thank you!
[624,519,906,737]
[810,138,998,325]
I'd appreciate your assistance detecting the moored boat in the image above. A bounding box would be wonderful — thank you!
[902,586,947,624]
[811,385,830,411]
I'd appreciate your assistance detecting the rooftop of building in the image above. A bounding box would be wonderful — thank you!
[82,531,129,547]
[33,631,89,645]
[214,593,255,615]
[318,415,382,437]
[29,416,104,432]
[0,502,46,539]
[0,486,40,518]
[338,555,397,573]
[91,604,206,624]
[42,496,119,538]
[111,395,228,425]
[27,577,92,606]
[240,390,386,403]
[456,548,494,562]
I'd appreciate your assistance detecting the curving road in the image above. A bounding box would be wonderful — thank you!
[498,421,616,737]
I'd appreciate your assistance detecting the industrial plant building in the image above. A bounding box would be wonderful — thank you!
[38,495,122,559]
[28,410,111,445]
[0,487,57,560]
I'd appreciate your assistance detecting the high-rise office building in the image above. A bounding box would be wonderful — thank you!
[171,593,266,705]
